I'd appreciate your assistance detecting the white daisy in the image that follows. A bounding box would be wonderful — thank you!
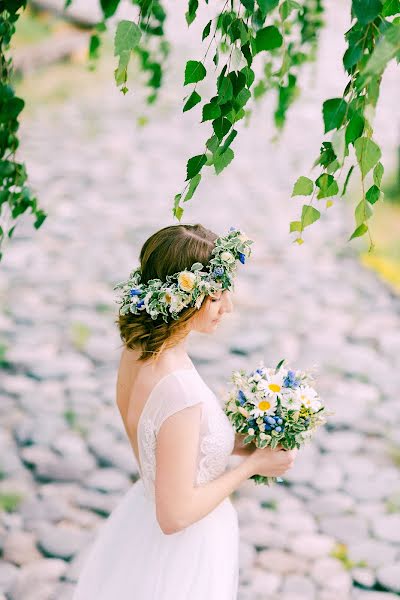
[295,386,321,412]
[250,396,277,418]
[263,371,287,399]
[280,393,302,411]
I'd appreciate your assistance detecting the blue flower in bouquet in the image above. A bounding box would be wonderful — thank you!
[136,299,145,308]
[238,252,246,264]
[130,288,142,296]
[237,390,246,405]
[283,370,300,388]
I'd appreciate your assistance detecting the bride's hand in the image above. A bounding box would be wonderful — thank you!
[245,445,298,478]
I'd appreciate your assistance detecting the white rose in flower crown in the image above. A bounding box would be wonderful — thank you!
[220,251,235,264]
[238,232,248,243]
[178,271,197,292]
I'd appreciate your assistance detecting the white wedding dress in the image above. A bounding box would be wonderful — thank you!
[73,366,239,599]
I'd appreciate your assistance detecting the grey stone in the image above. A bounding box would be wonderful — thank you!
[19,496,67,525]
[281,574,316,599]
[256,549,308,575]
[347,539,398,569]
[0,561,19,594]
[310,557,352,593]
[351,567,376,588]
[37,524,89,560]
[74,489,119,517]
[8,559,66,600]
[289,533,335,559]
[2,531,41,565]
[376,563,400,593]
[319,515,369,544]
[85,468,131,494]
[373,514,400,543]
[93,441,138,476]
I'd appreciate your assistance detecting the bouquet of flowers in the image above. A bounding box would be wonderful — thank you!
[224,359,328,485]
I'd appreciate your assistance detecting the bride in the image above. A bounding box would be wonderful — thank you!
[72,223,297,599]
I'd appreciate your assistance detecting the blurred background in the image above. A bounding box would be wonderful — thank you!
[0,1,400,599]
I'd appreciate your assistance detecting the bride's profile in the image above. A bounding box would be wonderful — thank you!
[72,223,297,599]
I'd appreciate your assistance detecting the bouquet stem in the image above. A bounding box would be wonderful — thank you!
[249,474,284,485]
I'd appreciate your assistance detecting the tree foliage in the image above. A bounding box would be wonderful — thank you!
[0,0,399,260]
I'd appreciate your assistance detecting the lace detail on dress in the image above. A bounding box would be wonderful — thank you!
[196,404,235,486]
[137,369,235,500]
[141,417,156,497]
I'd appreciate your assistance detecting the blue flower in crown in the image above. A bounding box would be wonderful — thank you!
[213,266,225,277]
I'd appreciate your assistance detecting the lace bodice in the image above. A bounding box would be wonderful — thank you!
[137,367,235,501]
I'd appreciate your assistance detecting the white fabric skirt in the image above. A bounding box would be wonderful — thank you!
[72,478,239,599]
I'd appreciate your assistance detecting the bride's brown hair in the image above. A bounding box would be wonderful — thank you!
[115,223,219,361]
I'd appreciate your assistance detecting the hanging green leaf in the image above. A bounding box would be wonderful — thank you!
[173,193,183,220]
[352,0,383,25]
[202,103,221,122]
[214,148,235,175]
[355,199,373,226]
[316,174,339,199]
[341,165,354,197]
[101,0,120,18]
[184,174,201,201]
[331,128,346,165]
[202,20,212,41]
[254,26,283,53]
[257,0,279,17]
[183,91,201,112]
[292,176,314,196]
[206,135,220,153]
[349,223,368,241]
[354,137,382,179]
[184,61,207,85]
[360,22,400,81]
[217,77,234,104]
[114,20,141,56]
[290,221,302,232]
[185,0,199,25]
[220,129,238,154]
[345,113,364,145]
[301,205,320,228]
[382,0,400,16]
[373,162,384,187]
[114,50,130,87]
[322,98,347,133]
[366,184,381,204]
[212,117,231,139]
[186,154,207,180]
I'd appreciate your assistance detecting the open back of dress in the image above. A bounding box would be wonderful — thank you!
[73,366,239,600]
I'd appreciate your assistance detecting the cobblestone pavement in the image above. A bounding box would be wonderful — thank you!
[0,1,399,599]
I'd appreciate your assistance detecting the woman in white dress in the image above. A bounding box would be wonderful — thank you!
[72,223,297,600]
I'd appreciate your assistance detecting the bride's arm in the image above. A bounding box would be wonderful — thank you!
[155,404,255,535]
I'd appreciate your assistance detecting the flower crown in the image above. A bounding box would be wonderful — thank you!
[113,226,254,323]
